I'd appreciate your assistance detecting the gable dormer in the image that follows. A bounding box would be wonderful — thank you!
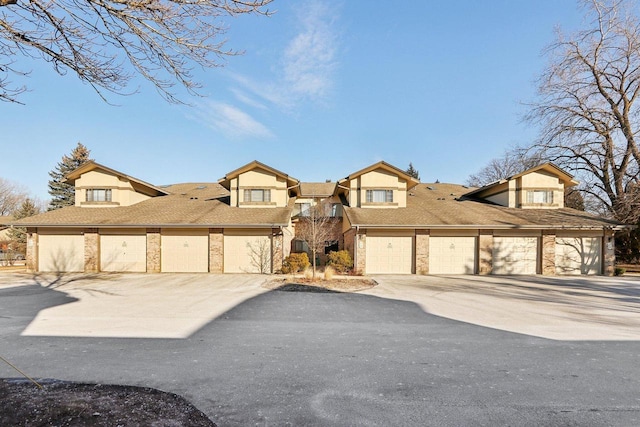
[464,163,578,209]
[66,161,169,207]
[294,182,342,217]
[218,161,299,208]
[338,161,420,208]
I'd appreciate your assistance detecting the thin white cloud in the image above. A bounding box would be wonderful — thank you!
[230,88,268,111]
[283,0,338,102]
[188,1,340,137]
[232,0,340,109]
[190,101,274,140]
[229,73,291,109]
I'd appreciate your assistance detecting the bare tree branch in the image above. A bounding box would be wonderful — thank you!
[0,177,28,216]
[525,0,640,223]
[0,0,273,103]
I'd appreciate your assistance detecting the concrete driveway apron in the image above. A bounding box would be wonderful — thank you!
[2,272,640,426]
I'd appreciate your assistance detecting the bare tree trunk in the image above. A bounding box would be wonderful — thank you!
[525,0,640,224]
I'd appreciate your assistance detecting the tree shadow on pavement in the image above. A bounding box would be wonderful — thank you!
[30,272,123,291]
[0,285,78,333]
[418,275,640,316]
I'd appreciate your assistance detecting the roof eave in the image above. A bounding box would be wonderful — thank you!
[65,161,169,196]
[344,223,628,230]
[17,222,291,228]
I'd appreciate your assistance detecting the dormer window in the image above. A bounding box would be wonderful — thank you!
[527,190,553,204]
[86,189,112,202]
[243,189,271,203]
[366,190,393,203]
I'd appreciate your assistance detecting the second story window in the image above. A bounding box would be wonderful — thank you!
[330,203,342,217]
[366,189,393,203]
[86,189,112,202]
[243,189,271,203]
[299,203,311,216]
[527,190,553,204]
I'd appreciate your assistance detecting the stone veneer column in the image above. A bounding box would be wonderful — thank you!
[146,228,161,273]
[355,231,366,274]
[415,229,430,275]
[84,228,100,272]
[271,229,284,274]
[604,230,615,276]
[478,231,493,275]
[26,228,38,272]
[541,231,556,276]
[209,228,224,273]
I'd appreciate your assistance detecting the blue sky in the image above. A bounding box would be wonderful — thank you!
[1,0,584,202]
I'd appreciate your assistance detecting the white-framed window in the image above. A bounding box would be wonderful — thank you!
[243,189,271,203]
[330,203,342,217]
[299,202,312,216]
[366,189,393,203]
[86,189,112,202]
[527,190,553,204]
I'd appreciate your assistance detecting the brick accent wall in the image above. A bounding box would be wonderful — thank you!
[478,231,493,275]
[415,229,429,275]
[271,229,284,273]
[26,228,37,272]
[209,228,223,273]
[604,231,615,276]
[84,229,99,272]
[542,231,556,275]
[146,229,161,273]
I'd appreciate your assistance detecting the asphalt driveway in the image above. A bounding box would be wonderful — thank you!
[1,272,640,426]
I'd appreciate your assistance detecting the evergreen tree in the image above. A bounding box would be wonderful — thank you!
[7,198,39,254]
[406,162,420,180]
[48,143,92,210]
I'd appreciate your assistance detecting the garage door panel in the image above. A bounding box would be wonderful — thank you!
[429,237,476,274]
[224,231,271,273]
[493,237,538,275]
[366,235,413,274]
[39,234,84,272]
[556,237,601,275]
[161,229,209,272]
[100,232,146,272]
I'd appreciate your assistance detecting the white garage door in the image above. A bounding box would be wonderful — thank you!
[39,231,84,272]
[224,230,272,273]
[429,236,476,274]
[556,237,601,275]
[100,230,146,272]
[161,229,209,272]
[365,234,413,274]
[493,237,538,275]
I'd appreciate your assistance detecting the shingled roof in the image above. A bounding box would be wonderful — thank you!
[343,183,624,230]
[12,187,291,228]
[298,182,336,198]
